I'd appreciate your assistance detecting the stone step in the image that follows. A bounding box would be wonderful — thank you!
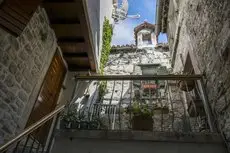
[54,129,224,144]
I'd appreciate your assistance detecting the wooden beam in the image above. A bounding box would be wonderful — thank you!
[64,56,89,65]
[63,52,88,57]
[0,16,21,36]
[59,42,85,53]
[50,18,80,24]
[68,65,91,72]
[77,1,96,71]
[58,37,85,43]
[0,10,25,30]
[44,0,75,2]
[43,2,80,20]
[64,56,90,70]
[52,23,82,38]
[2,4,29,24]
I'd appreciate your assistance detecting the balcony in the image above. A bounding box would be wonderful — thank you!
[58,74,215,133]
[0,75,226,153]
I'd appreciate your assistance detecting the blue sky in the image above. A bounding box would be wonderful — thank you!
[112,0,168,45]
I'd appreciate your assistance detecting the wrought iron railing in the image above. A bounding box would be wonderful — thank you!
[61,75,216,133]
[0,75,217,153]
[0,106,65,153]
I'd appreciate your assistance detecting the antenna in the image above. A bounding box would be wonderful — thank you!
[112,0,140,24]
[127,14,141,19]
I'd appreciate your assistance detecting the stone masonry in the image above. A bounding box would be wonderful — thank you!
[0,7,57,144]
[172,0,230,146]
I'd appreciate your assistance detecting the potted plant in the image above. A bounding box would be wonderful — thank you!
[125,102,153,131]
[60,109,77,129]
[60,104,80,129]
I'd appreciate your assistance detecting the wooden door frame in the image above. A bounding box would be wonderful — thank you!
[25,48,67,142]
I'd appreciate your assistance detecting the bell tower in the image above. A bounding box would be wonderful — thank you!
[134,22,157,48]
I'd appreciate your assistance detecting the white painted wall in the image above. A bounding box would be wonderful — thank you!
[85,0,113,72]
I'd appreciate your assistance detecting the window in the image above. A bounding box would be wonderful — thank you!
[142,33,152,45]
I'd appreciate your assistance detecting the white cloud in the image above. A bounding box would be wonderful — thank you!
[112,20,135,45]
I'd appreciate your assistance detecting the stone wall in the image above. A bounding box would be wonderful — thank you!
[172,0,230,146]
[0,7,57,144]
[104,47,171,103]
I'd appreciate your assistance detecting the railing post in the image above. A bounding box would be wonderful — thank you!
[197,78,216,132]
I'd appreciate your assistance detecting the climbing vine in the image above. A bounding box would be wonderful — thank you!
[100,17,113,74]
[99,17,113,98]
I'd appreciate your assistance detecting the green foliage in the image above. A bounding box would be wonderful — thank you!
[100,17,113,74]
[99,81,107,98]
[98,17,113,97]
[125,102,154,117]
[61,105,84,122]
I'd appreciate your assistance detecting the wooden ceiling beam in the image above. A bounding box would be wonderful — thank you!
[68,65,91,72]
[64,56,90,69]
[43,2,80,20]
[50,18,80,24]
[63,52,88,58]
[77,1,96,71]
[59,42,86,54]
[58,37,85,43]
[52,23,82,38]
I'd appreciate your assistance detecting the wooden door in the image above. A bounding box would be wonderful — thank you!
[26,51,66,144]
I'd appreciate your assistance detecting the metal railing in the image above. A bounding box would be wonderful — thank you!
[0,106,65,153]
[0,75,217,153]
[61,75,216,133]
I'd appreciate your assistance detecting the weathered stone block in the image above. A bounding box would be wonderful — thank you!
[15,99,24,116]
[6,90,16,102]
[0,100,9,111]
[3,111,12,121]
[0,130,5,145]
[2,119,15,134]
[9,102,18,113]
[19,50,29,61]
[24,44,32,54]
[0,81,8,94]
[18,90,28,102]
[21,80,32,93]
[6,47,17,61]
[31,65,40,78]
[0,91,6,100]
[15,71,23,84]
[1,53,10,67]
[34,56,42,70]
[18,35,27,48]
[4,75,14,87]
[9,62,17,75]
[0,69,8,81]
[0,37,10,51]
[8,35,20,51]
[17,60,26,72]
[0,64,2,72]
[24,28,33,42]
[39,13,45,24]
[22,69,34,85]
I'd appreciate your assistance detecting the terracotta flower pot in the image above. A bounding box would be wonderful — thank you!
[132,115,153,131]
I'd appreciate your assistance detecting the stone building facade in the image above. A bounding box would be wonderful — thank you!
[0,7,58,143]
[156,0,230,146]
